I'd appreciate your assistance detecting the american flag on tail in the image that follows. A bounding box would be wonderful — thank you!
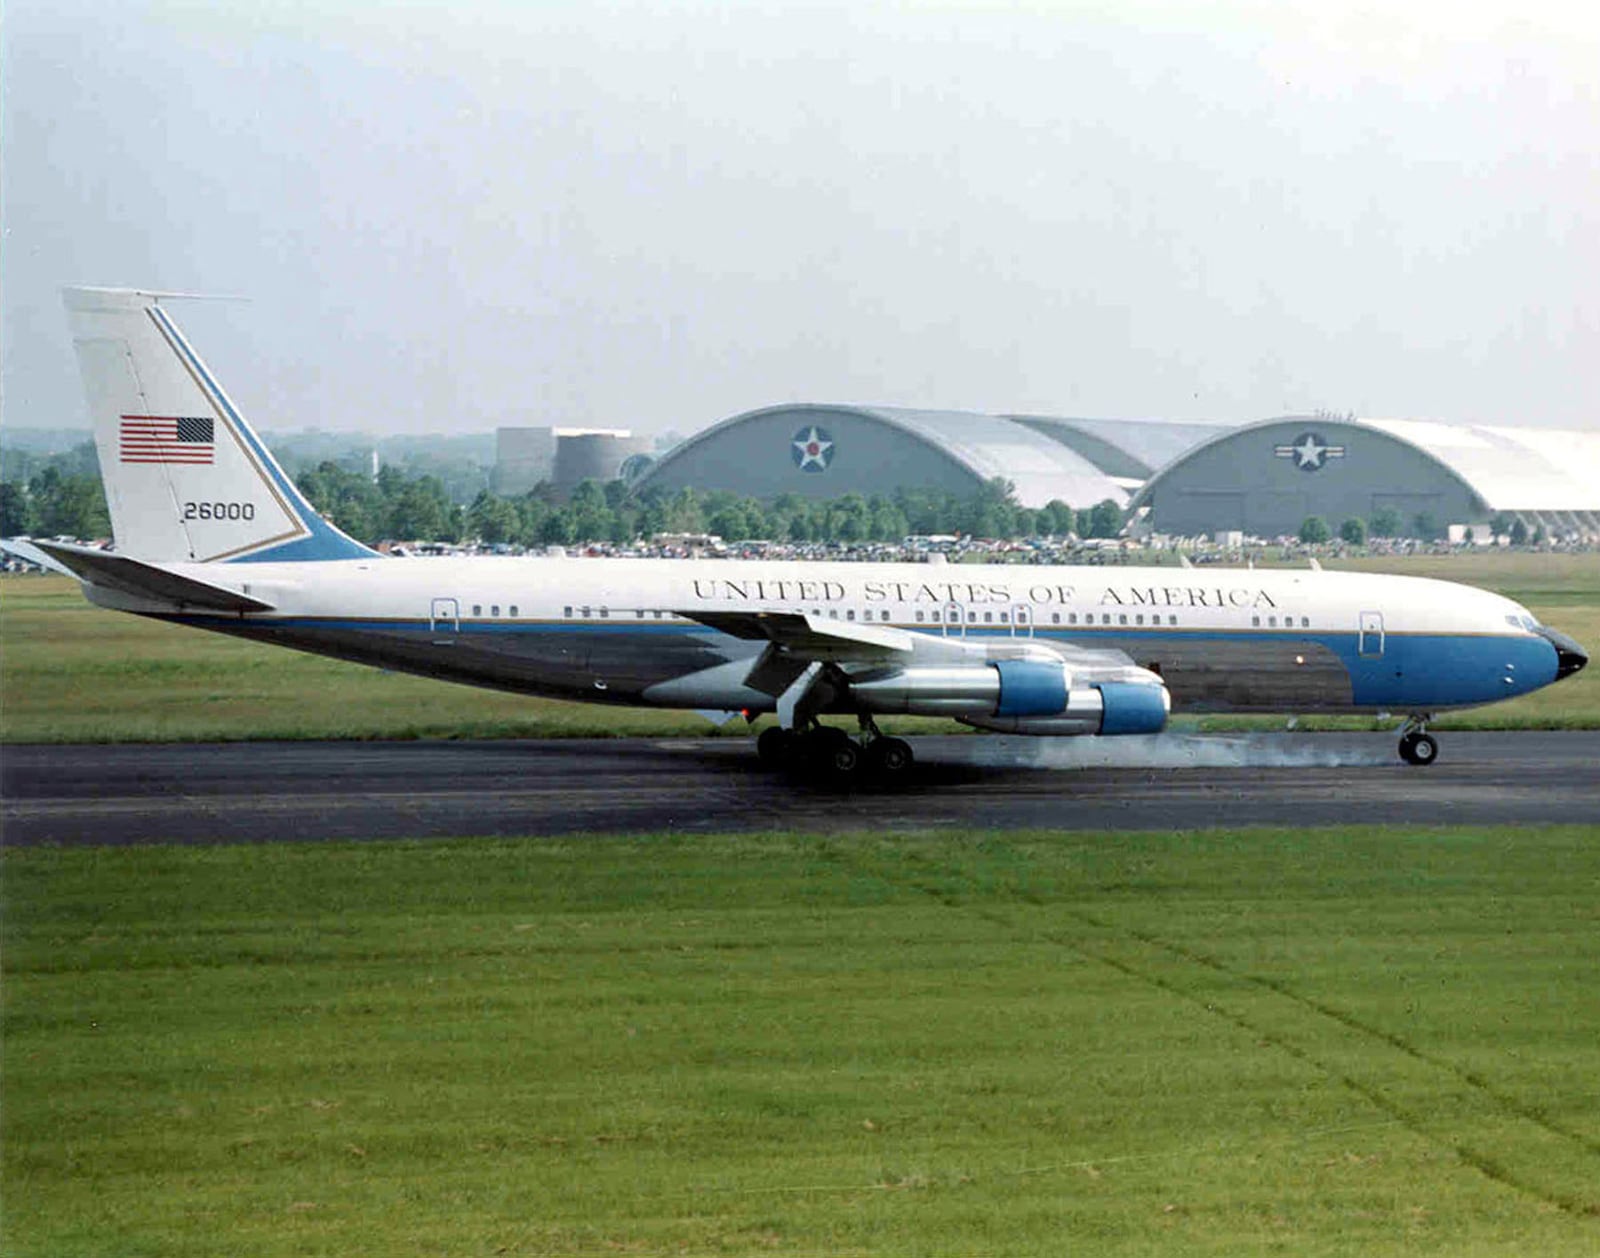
[120,415,215,464]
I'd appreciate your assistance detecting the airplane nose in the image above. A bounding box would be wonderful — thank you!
[1537,626,1589,681]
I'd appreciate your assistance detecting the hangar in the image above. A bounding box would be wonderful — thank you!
[1131,416,1600,540]
[632,404,1215,510]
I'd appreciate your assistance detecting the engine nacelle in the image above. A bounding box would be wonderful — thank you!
[848,661,1169,736]
[964,681,1170,736]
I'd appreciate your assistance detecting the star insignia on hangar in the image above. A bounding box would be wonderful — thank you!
[791,425,835,472]
[1273,431,1346,472]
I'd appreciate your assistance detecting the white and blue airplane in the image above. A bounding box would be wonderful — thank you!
[6,288,1587,777]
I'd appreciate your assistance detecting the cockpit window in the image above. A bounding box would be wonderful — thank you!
[1507,613,1541,631]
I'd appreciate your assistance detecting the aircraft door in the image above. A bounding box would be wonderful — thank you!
[1011,603,1034,638]
[430,597,460,643]
[942,601,965,638]
[1358,610,1384,658]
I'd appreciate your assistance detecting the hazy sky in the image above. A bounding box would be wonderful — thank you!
[3,0,1596,437]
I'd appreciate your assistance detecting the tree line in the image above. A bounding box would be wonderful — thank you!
[300,462,1126,547]
[0,448,1126,547]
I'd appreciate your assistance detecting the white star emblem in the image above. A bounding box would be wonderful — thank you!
[1294,434,1328,468]
[791,425,834,472]
[1274,431,1346,472]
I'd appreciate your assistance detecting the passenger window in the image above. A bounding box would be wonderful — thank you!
[1067,613,1077,625]
[1252,616,1261,627]
[828,609,838,619]
[1301,617,1309,628]
[1135,614,1144,625]
[999,612,1009,624]
[1051,612,1060,624]
[563,606,572,618]
[846,610,856,621]
[1118,614,1128,625]
[968,612,978,623]
[931,610,941,622]
[491,605,500,617]
[1102,614,1112,625]
[654,610,664,619]
[916,611,925,623]
[472,604,482,617]
[881,610,890,621]
[983,612,993,623]
[1268,616,1276,627]
[600,608,609,619]
[581,606,590,618]
[1169,615,1178,626]
[510,605,518,617]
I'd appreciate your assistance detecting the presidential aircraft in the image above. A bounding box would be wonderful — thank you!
[7,288,1586,779]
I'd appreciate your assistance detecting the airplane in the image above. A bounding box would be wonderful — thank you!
[3,287,1587,779]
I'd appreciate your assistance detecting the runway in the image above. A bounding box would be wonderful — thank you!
[3,730,1597,846]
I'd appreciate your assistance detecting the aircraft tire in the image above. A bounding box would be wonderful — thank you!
[1399,732,1439,765]
[756,726,794,767]
[868,737,914,778]
[821,737,862,779]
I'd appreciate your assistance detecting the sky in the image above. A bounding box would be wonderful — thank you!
[3,0,1597,438]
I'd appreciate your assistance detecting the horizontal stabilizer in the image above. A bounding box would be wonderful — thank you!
[27,540,275,612]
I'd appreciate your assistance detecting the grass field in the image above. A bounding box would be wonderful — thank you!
[2,553,1597,742]
[5,827,1600,1256]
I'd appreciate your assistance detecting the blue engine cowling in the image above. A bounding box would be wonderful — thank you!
[1095,681,1170,735]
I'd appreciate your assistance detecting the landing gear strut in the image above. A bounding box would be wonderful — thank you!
[1397,714,1439,766]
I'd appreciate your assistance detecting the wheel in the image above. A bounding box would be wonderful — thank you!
[756,726,793,767]
[1399,732,1439,765]
[867,736,914,778]
[819,735,862,779]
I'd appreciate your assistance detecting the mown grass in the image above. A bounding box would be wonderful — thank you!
[5,827,1600,1256]
[2,552,1596,742]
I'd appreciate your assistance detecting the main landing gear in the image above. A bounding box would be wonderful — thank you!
[756,716,915,783]
[1397,714,1439,766]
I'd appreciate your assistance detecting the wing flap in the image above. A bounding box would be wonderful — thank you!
[28,540,276,612]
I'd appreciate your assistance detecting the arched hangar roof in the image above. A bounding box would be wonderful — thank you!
[635,403,1131,509]
[1129,415,1600,537]
[1005,415,1235,482]
[1357,418,1600,512]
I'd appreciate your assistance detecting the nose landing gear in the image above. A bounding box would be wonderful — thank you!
[1397,714,1438,766]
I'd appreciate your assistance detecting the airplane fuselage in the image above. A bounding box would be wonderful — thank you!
[84,555,1567,717]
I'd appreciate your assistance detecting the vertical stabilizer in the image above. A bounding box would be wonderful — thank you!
[63,287,377,563]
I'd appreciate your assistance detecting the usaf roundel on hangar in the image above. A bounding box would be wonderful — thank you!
[791,426,835,472]
[1274,431,1346,472]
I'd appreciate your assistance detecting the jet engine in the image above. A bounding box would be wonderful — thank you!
[847,659,1169,736]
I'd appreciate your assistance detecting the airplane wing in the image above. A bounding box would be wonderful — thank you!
[678,609,916,659]
[677,609,917,701]
[22,540,276,613]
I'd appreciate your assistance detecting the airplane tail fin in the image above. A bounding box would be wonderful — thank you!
[63,287,378,564]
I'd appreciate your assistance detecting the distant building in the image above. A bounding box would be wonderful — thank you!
[1132,416,1600,539]
[494,426,651,497]
[634,404,1171,509]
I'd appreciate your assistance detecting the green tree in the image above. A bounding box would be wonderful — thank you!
[1338,517,1367,545]
[1,481,35,535]
[1509,517,1529,546]
[538,508,575,545]
[28,467,110,538]
[1081,499,1124,540]
[1489,512,1514,539]
[466,490,519,545]
[1036,500,1076,537]
[1298,516,1332,545]
[1411,511,1441,542]
[1368,505,1402,537]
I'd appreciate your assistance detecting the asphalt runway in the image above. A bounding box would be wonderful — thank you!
[3,730,1598,846]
